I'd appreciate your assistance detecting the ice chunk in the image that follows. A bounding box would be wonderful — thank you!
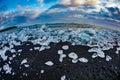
[43,45,50,49]
[12,72,15,75]
[72,59,78,63]
[10,49,16,53]
[92,53,98,58]
[3,64,12,74]
[115,47,120,54]
[40,70,44,74]
[71,42,75,46]
[83,28,96,36]
[80,33,91,41]
[12,54,16,58]
[24,64,30,67]
[23,73,28,76]
[9,44,14,49]
[115,51,119,54]
[45,61,54,66]
[34,47,40,50]
[88,47,98,52]
[58,50,63,55]
[88,48,105,58]
[39,46,45,51]
[62,45,69,50]
[0,68,2,72]
[17,49,22,53]
[79,57,88,63]
[59,54,66,62]
[41,24,47,31]
[21,59,27,65]
[106,55,112,61]
[18,33,28,42]
[0,46,10,61]
[61,75,66,80]
[68,52,78,59]
[117,47,120,51]
[12,41,21,46]
[9,57,13,60]
[29,48,33,51]
[97,50,105,58]
[0,49,8,61]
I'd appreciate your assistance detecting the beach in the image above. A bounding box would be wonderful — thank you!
[0,24,120,80]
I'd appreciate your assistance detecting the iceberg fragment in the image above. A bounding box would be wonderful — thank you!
[68,52,78,59]
[45,61,54,66]
[62,45,69,50]
[106,55,112,61]
[0,24,120,66]
[21,59,27,65]
[61,75,66,80]
[79,57,88,63]
[3,64,12,74]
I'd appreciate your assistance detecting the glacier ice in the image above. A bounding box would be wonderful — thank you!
[68,52,78,59]
[88,48,105,58]
[61,75,66,80]
[62,45,69,50]
[24,64,30,67]
[106,55,112,61]
[34,47,40,50]
[21,59,28,65]
[58,50,63,55]
[79,57,88,63]
[72,59,78,63]
[45,61,54,66]
[40,70,44,74]
[59,54,66,62]
[3,64,12,74]
[17,49,22,53]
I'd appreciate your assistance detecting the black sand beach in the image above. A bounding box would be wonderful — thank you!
[0,41,119,80]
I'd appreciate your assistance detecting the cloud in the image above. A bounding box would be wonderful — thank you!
[37,0,44,7]
[69,14,84,18]
[60,0,100,7]
[30,9,41,19]
[25,7,31,12]
[47,0,101,13]
[17,5,32,14]
[47,0,120,17]
[1,0,120,27]
[46,8,59,14]
[16,5,40,19]
[60,0,71,5]
[0,5,41,26]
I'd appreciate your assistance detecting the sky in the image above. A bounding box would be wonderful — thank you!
[0,0,120,28]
